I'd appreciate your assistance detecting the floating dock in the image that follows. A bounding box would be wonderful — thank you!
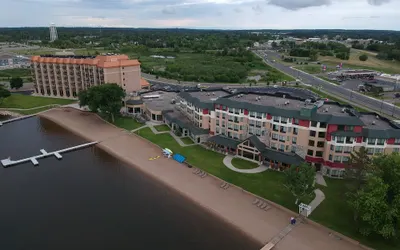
[1,141,98,168]
[0,114,36,127]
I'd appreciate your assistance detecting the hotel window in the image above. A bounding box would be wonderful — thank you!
[293,128,298,135]
[216,127,220,134]
[329,154,332,161]
[317,141,324,148]
[308,140,315,147]
[307,150,314,156]
[222,121,226,128]
[395,138,400,145]
[309,131,316,137]
[336,137,345,143]
[249,127,254,135]
[311,121,318,127]
[273,116,280,122]
[279,135,285,142]
[250,112,256,118]
[335,146,343,153]
[346,126,354,131]
[375,148,384,154]
[320,122,327,128]
[377,139,385,145]
[222,113,226,119]
[281,117,289,124]
[368,138,377,145]
[271,143,277,150]
[216,112,220,118]
[216,120,219,126]
[292,137,297,144]
[287,127,292,133]
[279,144,285,152]
[256,121,262,128]
[343,146,352,153]
[273,124,279,132]
[316,151,323,157]
[291,145,297,153]
[334,156,341,163]
[280,126,287,133]
[255,129,261,136]
[394,148,400,153]
[256,112,263,119]
[272,133,278,141]
[318,132,326,138]
[367,148,374,155]
[234,124,239,131]
[293,119,299,125]
[342,156,349,163]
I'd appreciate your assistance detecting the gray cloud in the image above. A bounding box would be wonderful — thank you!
[367,0,391,6]
[234,7,242,13]
[267,0,331,10]
[162,6,176,15]
[252,4,263,14]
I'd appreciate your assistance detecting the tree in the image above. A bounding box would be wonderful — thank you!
[348,153,400,239]
[345,146,372,190]
[0,86,11,104]
[359,54,369,61]
[9,77,23,90]
[309,50,318,61]
[284,163,316,204]
[78,83,125,123]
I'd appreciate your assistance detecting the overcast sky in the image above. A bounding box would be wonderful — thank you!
[2,0,399,30]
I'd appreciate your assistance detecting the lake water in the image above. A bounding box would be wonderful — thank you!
[0,117,261,250]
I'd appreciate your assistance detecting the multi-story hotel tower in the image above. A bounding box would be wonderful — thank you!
[31,54,149,98]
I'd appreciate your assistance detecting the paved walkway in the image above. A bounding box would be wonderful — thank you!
[316,172,327,186]
[309,189,326,214]
[223,155,269,174]
[169,131,196,147]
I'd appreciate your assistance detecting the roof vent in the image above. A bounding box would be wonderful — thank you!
[372,120,376,125]
[212,92,215,95]
[341,108,347,113]
[285,101,290,105]
[283,95,286,99]
[305,99,311,105]
[324,108,329,113]
[376,115,379,119]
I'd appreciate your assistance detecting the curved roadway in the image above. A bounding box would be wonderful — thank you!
[255,50,400,119]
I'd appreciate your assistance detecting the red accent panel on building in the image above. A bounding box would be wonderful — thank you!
[356,137,363,143]
[305,156,325,163]
[325,161,347,169]
[354,126,363,133]
[387,138,395,145]
[267,114,272,120]
[327,124,338,133]
[209,131,215,135]
[299,120,310,127]
[244,109,249,115]
[202,109,208,115]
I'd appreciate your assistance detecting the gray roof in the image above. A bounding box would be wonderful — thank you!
[331,131,363,137]
[126,99,143,105]
[208,135,241,149]
[163,110,208,136]
[362,128,400,139]
[178,92,215,110]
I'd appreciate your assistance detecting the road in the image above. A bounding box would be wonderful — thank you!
[254,50,400,118]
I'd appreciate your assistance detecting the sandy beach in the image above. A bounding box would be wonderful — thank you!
[39,108,367,250]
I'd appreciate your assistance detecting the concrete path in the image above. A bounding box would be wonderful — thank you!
[315,172,327,187]
[223,155,269,174]
[308,189,326,214]
[147,124,170,135]
[169,132,196,147]
[131,125,148,133]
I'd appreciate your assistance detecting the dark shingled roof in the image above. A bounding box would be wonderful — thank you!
[126,99,143,105]
[241,135,304,165]
[215,98,364,125]
[163,111,209,136]
[208,135,241,149]
[362,128,400,139]
[178,92,215,110]
[331,131,363,137]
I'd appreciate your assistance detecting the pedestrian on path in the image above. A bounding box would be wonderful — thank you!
[290,217,296,225]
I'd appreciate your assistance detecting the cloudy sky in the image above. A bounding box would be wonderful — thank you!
[2,0,399,30]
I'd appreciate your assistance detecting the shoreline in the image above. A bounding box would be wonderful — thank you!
[39,108,366,250]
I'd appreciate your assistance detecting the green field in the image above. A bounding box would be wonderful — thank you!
[135,127,312,210]
[0,68,31,78]
[181,137,194,145]
[113,116,144,131]
[0,94,75,109]
[127,48,294,83]
[311,179,399,250]
[293,64,335,74]
[154,124,171,132]
[231,158,259,169]
[15,106,56,115]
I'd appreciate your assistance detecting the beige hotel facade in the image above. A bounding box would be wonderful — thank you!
[31,54,149,98]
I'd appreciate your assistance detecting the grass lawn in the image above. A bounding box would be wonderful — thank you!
[311,179,399,250]
[231,158,259,169]
[134,127,312,211]
[113,116,144,131]
[0,94,75,109]
[154,124,171,132]
[15,106,55,115]
[181,137,194,145]
[319,49,400,74]
[0,68,31,78]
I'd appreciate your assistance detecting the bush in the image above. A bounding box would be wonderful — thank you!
[359,54,369,61]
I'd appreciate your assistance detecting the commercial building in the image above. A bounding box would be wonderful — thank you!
[31,54,149,98]
[128,87,400,178]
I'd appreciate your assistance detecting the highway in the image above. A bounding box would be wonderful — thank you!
[254,50,400,119]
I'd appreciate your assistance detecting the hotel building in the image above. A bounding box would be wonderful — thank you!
[31,54,149,98]
[128,88,400,178]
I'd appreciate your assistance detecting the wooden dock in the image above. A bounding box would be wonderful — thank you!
[1,141,98,168]
[0,114,36,127]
